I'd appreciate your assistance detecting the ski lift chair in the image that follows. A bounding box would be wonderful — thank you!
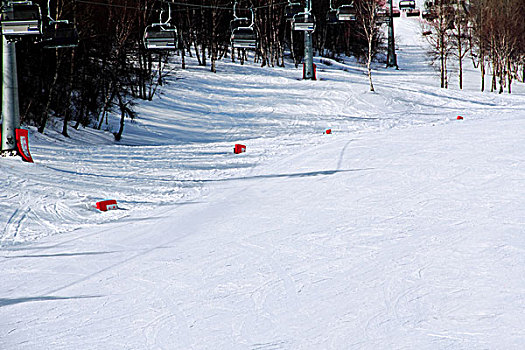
[376,7,388,24]
[389,7,401,17]
[231,1,251,30]
[230,17,250,32]
[326,8,338,24]
[230,4,257,49]
[285,2,303,20]
[421,9,437,21]
[41,22,78,49]
[231,27,257,49]
[406,7,420,17]
[1,1,42,36]
[144,24,178,50]
[337,4,357,21]
[292,12,315,31]
[398,0,415,11]
[326,1,337,24]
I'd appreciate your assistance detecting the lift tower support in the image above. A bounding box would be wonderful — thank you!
[386,0,398,68]
[1,33,21,153]
[303,0,315,79]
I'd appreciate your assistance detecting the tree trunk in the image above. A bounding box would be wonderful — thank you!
[114,93,125,141]
[98,88,114,130]
[147,53,154,100]
[157,55,163,86]
[39,53,63,133]
[440,34,446,88]
[458,36,463,89]
[507,58,512,94]
[73,100,85,130]
[444,55,448,88]
[193,32,202,65]
[211,8,217,73]
[62,49,76,137]
[498,58,504,94]
[181,33,186,69]
[491,67,496,92]
[201,44,206,66]
[200,8,207,68]
[367,34,375,92]
[481,59,485,92]
[290,27,297,68]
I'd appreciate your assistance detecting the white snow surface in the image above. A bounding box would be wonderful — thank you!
[1,16,524,349]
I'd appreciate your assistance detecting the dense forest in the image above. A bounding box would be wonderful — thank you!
[7,0,525,139]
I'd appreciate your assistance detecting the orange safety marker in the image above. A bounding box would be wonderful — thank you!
[324,129,332,134]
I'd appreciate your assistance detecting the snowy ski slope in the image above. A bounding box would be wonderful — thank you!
[1,14,524,349]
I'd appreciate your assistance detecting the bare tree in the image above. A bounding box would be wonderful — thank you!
[468,0,524,93]
[422,0,455,88]
[450,0,471,89]
[355,0,383,91]
[469,0,488,91]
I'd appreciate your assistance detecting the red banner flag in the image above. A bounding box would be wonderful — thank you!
[16,129,34,163]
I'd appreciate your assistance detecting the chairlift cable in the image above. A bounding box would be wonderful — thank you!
[74,0,290,11]
[74,0,144,10]
[162,0,290,11]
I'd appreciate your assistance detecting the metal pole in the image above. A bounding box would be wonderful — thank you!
[1,35,20,152]
[303,0,315,79]
[386,0,398,69]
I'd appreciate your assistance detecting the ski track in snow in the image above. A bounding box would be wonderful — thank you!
[1,13,525,350]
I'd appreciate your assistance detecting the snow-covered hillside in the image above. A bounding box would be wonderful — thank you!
[1,15,524,349]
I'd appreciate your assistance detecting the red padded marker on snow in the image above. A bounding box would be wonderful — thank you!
[95,199,118,211]
[234,144,246,154]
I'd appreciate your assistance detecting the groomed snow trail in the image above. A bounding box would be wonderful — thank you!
[2,115,524,349]
[1,14,525,349]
